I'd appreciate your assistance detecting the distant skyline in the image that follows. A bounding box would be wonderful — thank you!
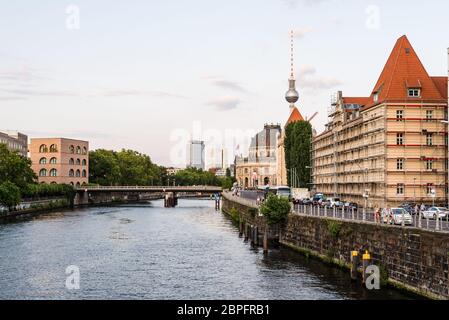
[1,0,448,166]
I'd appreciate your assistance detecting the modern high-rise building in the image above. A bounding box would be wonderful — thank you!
[312,35,448,208]
[0,130,28,157]
[188,140,205,170]
[29,138,89,186]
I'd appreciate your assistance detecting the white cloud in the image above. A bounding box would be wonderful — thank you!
[205,96,241,111]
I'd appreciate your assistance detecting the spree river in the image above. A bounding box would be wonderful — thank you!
[0,199,412,300]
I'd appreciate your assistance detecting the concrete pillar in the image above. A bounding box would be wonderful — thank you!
[263,227,268,254]
[362,250,371,284]
[244,223,249,242]
[239,219,243,238]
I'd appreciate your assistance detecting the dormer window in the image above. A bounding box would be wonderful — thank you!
[408,88,421,97]
[373,92,379,102]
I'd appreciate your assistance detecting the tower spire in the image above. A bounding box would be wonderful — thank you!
[285,29,299,109]
[290,29,295,79]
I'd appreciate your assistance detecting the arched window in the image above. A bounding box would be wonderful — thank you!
[82,159,87,166]
[70,182,74,186]
[69,158,74,165]
[49,144,58,152]
[49,169,57,177]
[76,159,81,165]
[76,182,81,187]
[39,157,47,164]
[76,146,81,154]
[39,169,47,177]
[50,157,57,164]
[51,181,57,184]
[82,170,87,177]
[69,169,74,177]
[75,169,81,177]
[69,145,75,153]
[39,144,48,153]
[82,147,87,155]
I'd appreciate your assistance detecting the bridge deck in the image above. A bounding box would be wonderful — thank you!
[75,186,223,193]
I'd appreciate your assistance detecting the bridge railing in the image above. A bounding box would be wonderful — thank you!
[75,185,223,191]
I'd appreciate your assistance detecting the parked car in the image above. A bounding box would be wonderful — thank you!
[301,198,312,205]
[400,203,417,215]
[344,202,358,210]
[381,208,413,225]
[328,197,344,208]
[422,207,448,220]
[312,193,325,205]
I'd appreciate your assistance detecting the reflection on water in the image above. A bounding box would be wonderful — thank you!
[0,199,413,300]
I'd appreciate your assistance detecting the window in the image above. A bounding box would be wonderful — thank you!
[396,184,404,195]
[396,110,404,121]
[69,145,75,153]
[76,170,81,177]
[408,88,421,97]
[426,110,433,121]
[426,160,433,170]
[69,169,74,177]
[39,157,47,164]
[373,92,379,102]
[49,144,58,152]
[82,159,87,166]
[82,170,87,178]
[397,158,404,170]
[39,169,47,177]
[49,169,57,177]
[396,133,404,146]
[82,147,87,155]
[76,159,81,165]
[69,158,74,165]
[76,146,81,154]
[39,144,48,153]
[50,157,57,164]
[426,185,434,196]
[426,133,433,146]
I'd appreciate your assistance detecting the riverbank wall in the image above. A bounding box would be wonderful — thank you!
[222,192,449,300]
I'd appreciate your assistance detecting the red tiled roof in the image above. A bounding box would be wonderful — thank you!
[431,76,448,100]
[366,35,446,108]
[286,107,304,125]
[343,97,370,106]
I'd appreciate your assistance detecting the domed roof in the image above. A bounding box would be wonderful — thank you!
[285,88,299,104]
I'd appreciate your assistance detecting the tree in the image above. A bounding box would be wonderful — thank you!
[260,194,291,225]
[0,181,21,210]
[89,149,164,186]
[0,143,36,189]
[89,149,121,186]
[284,121,312,188]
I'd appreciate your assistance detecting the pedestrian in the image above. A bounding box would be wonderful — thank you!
[414,204,419,216]
[374,205,381,223]
[385,204,392,224]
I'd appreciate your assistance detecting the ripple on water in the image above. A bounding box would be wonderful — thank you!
[0,199,413,300]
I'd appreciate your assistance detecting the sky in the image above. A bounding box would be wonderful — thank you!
[1,0,448,167]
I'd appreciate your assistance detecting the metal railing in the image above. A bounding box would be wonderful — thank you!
[292,204,449,233]
[76,185,222,192]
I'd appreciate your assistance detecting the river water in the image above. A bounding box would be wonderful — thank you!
[0,199,412,299]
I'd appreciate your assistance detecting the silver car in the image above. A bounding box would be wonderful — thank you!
[381,208,413,225]
[422,207,448,220]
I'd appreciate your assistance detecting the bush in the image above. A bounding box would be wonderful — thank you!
[260,194,291,225]
[0,181,21,210]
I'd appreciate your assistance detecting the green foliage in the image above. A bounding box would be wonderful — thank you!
[0,143,36,189]
[326,220,342,238]
[89,149,163,186]
[260,194,291,225]
[284,121,312,188]
[229,207,240,222]
[22,184,75,200]
[0,181,21,209]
